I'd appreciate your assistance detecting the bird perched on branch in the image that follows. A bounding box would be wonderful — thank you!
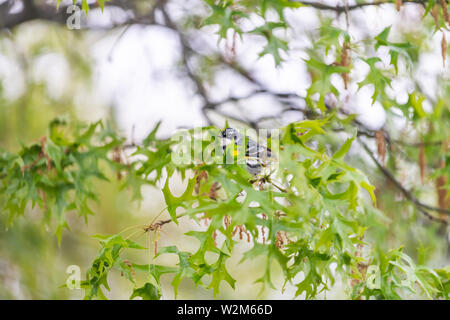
[221,127,273,175]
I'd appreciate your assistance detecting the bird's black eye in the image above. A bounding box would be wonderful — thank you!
[221,128,232,138]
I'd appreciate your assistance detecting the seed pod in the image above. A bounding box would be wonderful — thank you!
[208,182,220,200]
[431,4,440,28]
[440,0,450,24]
[223,215,231,229]
[375,130,386,166]
[340,42,351,89]
[195,170,208,194]
[419,142,426,184]
[436,141,449,212]
[213,230,218,247]
[275,231,284,249]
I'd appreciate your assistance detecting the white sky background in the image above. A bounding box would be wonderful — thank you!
[80,0,445,142]
[0,0,447,142]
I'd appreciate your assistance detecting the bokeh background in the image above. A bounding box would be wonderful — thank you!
[0,0,448,299]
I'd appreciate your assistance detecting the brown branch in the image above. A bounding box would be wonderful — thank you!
[0,0,445,30]
[144,218,173,232]
[359,138,449,224]
[143,209,192,232]
[290,0,431,12]
[0,0,156,30]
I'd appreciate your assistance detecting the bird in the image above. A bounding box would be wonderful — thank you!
[220,127,273,175]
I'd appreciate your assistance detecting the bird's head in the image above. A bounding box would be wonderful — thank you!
[221,127,242,140]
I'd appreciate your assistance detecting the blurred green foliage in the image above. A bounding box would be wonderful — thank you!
[0,0,449,299]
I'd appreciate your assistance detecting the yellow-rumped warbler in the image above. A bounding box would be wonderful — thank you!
[221,128,273,175]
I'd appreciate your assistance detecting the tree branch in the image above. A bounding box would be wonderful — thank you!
[290,0,430,13]
[359,138,449,224]
[0,0,156,30]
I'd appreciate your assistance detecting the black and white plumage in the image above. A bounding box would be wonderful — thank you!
[221,128,272,175]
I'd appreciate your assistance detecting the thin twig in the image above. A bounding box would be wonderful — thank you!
[290,0,430,13]
[359,138,448,224]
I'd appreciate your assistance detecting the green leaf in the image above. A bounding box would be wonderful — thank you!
[162,177,196,224]
[333,132,356,160]
[143,120,162,147]
[130,283,161,300]
[203,3,247,39]
[249,23,289,66]
[305,56,349,111]
[207,252,236,298]
[374,26,415,74]
[408,92,427,118]
[358,57,392,104]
